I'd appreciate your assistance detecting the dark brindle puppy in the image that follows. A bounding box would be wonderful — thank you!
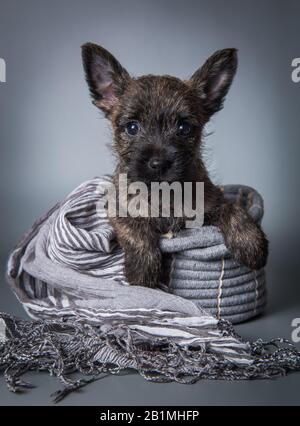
[82,43,268,287]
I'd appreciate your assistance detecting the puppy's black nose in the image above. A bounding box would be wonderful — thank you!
[148,158,161,170]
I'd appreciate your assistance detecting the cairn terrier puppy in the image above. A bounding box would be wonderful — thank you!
[82,43,268,287]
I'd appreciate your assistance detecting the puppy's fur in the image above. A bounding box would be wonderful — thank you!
[82,43,268,287]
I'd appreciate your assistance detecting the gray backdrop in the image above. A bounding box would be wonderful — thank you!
[0,0,299,405]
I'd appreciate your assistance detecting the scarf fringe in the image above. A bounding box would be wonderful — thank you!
[1,313,300,403]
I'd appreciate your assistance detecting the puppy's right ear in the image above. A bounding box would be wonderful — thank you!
[81,43,130,116]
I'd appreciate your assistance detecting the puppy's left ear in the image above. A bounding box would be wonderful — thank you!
[82,43,130,117]
[189,48,237,119]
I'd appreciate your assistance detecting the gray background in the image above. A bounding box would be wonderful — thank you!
[0,0,299,405]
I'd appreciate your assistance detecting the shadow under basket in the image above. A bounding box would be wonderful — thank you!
[160,185,267,324]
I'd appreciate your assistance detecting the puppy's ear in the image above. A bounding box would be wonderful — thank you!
[81,43,130,116]
[190,48,237,118]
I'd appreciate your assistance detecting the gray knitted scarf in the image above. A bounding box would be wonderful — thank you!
[1,176,300,402]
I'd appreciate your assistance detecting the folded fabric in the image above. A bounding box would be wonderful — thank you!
[1,176,300,402]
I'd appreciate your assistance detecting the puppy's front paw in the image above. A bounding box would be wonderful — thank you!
[226,222,269,270]
[124,249,162,288]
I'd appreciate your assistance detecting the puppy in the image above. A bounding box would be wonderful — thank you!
[82,43,268,287]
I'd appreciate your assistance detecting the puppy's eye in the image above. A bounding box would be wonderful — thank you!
[177,120,192,136]
[125,121,140,136]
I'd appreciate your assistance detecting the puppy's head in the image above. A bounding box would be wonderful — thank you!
[82,43,237,184]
